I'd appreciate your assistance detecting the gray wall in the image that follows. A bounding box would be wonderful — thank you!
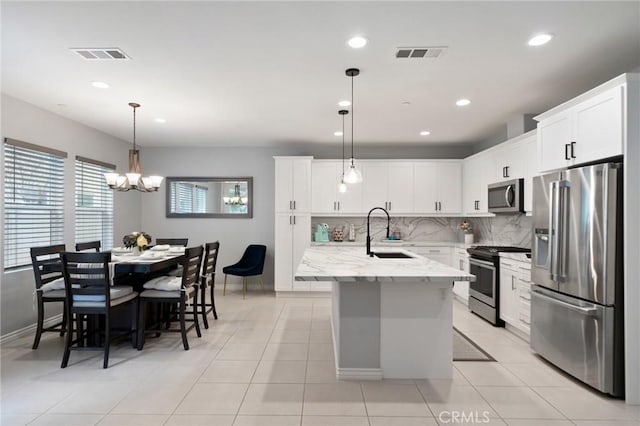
[0,95,140,336]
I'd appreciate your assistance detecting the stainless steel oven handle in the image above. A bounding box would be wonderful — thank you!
[532,288,598,316]
[504,185,513,207]
[469,258,496,269]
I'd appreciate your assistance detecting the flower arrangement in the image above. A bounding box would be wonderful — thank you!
[123,232,151,250]
[459,220,473,234]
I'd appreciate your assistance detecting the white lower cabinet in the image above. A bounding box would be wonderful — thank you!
[452,248,469,301]
[274,214,312,292]
[411,246,452,266]
[499,258,532,337]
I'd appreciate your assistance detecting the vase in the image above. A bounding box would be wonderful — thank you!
[464,233,474,244]
[132,247,142,256]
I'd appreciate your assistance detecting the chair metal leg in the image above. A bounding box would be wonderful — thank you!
[223,274,228,296]
[259,275,265,292]
[242,277,247,299]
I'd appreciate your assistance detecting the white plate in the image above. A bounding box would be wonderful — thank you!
[150,245,170,251]
[111,247,131,254]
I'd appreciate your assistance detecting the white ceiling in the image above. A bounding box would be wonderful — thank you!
[2,1,639,148]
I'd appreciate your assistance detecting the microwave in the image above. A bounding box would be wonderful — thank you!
[488,178,524,213]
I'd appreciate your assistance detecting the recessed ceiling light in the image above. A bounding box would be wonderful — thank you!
[338,100,351,107]
[334,131,343,136]
[91,81,109,89]
[154,118,166,124]
[347,36,368,49]
[528,33,554,46]
[456,98,471,107]
[420,131,431,136]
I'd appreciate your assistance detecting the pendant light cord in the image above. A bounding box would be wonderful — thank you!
[132,105,137,151]
[351,73,354,160]
[342,113,345,175]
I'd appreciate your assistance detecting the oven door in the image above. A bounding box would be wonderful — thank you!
[468,257,496,306]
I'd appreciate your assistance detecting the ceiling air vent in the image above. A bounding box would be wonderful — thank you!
[395,46,447,59]
[70,48,130,60]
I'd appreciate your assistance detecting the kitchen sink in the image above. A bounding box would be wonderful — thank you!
[373,252,413,259]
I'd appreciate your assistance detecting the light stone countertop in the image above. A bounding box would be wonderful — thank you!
[295,246,475,283]
[310,241,475,250]
[499,252,532,264]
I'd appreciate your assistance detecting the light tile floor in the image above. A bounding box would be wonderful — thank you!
[1,292,638,426]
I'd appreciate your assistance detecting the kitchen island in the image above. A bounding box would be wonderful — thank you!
[295,246,474,380]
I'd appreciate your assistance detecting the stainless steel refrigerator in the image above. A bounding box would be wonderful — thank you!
[530,162,624,397]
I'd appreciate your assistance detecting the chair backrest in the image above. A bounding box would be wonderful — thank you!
[240,244,267,275]
[156,238,188,247]
[60,251,111,309]
[201,241,220,285]
[181,246,204,289]
[75,240,101,252]
[31,244,66,290]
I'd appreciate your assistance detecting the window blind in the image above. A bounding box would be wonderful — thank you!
[3,139,66,269]
[194,185,207,213]
[75,157,115,251]
[171,181,196,213]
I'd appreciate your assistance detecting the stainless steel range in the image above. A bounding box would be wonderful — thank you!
[467,246,531,326]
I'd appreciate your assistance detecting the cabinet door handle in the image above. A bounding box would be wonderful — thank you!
[435,201,438,211]
[289,216,292,225]
[570,141,576,159]
[289,200,292,210]
[337,201,340,211]
[505,166,509,178]
[293,216,296,225]
[439,201,442,211]
[293,200,296,210]
[333,201,336,211]
[564,144,570,160]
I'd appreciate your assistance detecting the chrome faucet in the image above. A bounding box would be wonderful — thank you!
[366,206,390,257]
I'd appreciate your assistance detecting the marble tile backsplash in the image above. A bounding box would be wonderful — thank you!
[312,215,532,248]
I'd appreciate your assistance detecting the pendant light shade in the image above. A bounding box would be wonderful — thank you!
[104,102,163,192]
[338,109,349,193]
[344,68,362,184]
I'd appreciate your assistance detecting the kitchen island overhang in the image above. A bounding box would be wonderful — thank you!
[295,247,475,380]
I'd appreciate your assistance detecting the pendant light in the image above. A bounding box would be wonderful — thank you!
[343,68,363,184]
[338,109,349,193]
[104,102,163,192]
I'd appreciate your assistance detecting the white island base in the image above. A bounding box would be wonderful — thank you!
[331,279,453,380]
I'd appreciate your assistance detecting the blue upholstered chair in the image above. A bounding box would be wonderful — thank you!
[222,244,266,298]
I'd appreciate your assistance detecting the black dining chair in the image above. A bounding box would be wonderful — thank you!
[155,238,188,247]
[137,246,203,350]
[30,244,68,349]
[222,244,267,299]
[197,241,220,328]
[60,251,138,369]
[75,240,101,252]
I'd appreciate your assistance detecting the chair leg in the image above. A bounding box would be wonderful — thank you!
[179,299,189,350]
[137,300,146,350]
[61,310,73,368]
[192,290,201,338]
[259,275,265,292]
[223,274,228,296]
[32,298,45,350]
[131,299,138,348]
[60,302,67,336]
[210,284,218,320]
[242,277,247,299]
[200,284,209,329]
[103,312,110,369]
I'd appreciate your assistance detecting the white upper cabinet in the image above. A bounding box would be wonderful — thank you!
[361,161,413,214]
[463,150,494,215]
[414,162,462,214]
[275,157,312,213]
[311,160,362,214]
[536,83,624,172]
[494,140,527,182]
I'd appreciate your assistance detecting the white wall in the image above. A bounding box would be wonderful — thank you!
[0,95,140,336]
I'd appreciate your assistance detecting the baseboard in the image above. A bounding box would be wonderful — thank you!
[336,367,384,380]
[275,291,330,298]
[0,314,63,345]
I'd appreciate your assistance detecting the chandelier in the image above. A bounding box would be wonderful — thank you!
[224,184,248,205]
[104,102,163,192]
